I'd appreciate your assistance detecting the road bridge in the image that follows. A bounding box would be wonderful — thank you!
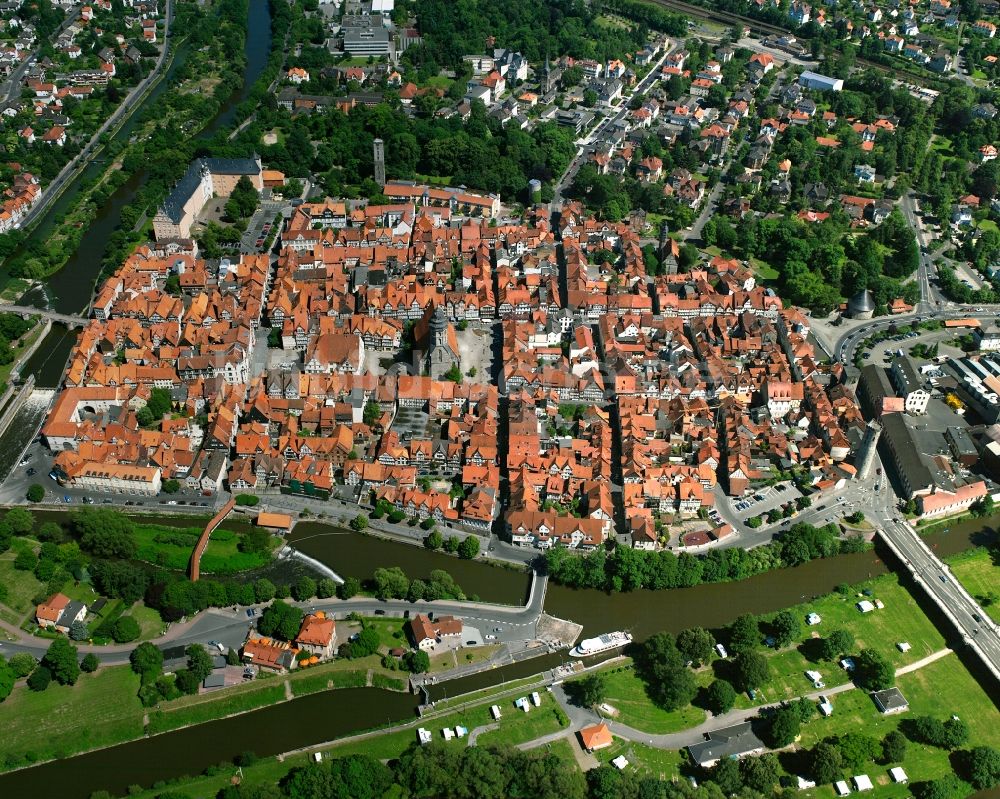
[878,519,1000,684]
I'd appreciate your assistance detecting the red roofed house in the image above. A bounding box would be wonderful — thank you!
[579,722,614,751]
[408,613,463,651]
[242,636,299,673]
[296,612,337,659]
[749,53,774,72]
[36,592,88,632]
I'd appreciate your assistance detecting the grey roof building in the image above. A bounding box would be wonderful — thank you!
[688,722,766,767]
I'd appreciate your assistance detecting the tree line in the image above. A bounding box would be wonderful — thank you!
[544,522,862,591]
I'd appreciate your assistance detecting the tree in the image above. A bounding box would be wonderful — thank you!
[257,600,304,641]
[705,678,737,714]
[968,746,1000,790]
[5,507,34,535]
[350,514,369,532]
[9,652,36,678]
[854,648,894,691]
[254,578,276,603]
[69,620,89,641]
[913,775,964,799]
[403,649,430,673]
[26,484,44,502]
[337,576,360,600]
[733,650,770,692]
[770,610,801,648]
[316,578,337,599]
[571,673,607,707]
[162,479,181,494]
[225,175,259,220]
[373,566,409,599]
[91,561,149,604]
[0,657,13,702]
[677,626,715,666]
[14,549,35,570]
[111,615,141,643]
[130,641,163,681]
[820,628,855,661]
[837,732,882,769]
[635,632,698,711]
[186,644,214,682]
[363,400,382,426]
[424,529,443,550]
[457,536,480,559]
[292,576,317,601]
[43,637,80,685]
[350,627,380,658]
[767,705,802,747]
[729,613,760,652]
[70,508,137,559]
[881,730,907,764]
[740,753,780,793]
[809,742,844,784]
[27,665,52,692]
[80,653,99,673]
[710,757,743,794]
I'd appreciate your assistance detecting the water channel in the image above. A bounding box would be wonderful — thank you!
[2,513,996,797]
[0,0,277,477]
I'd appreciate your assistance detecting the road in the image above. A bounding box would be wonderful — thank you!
[13,0,175,234]
[0,5,83,104]
[553,44,674,204]
[0,571,550,665]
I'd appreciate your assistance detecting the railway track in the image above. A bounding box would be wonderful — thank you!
[644,0,947,88]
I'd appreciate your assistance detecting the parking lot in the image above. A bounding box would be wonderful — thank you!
[725,481,802,521]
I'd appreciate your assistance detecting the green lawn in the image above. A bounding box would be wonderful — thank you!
[0,550,47,616]
[474,693,569,748]
[596,739,683,779]
[0,665,144,770]
[594,666,706,734]
[794,653,1000,798]
[734,575,947,707]
[147,682,288,735]
[131,603,168,641]
[751,257,780,281]
[132,523,275,573]
[355,617,408,650]
[290,668,367,696]
[949,548,1000,622]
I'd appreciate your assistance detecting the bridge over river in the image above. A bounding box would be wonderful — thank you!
[879,519,1000,684]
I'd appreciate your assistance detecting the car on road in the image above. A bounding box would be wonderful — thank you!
[18,456,30,466]
[63,495,72,503]
[485,634,497,641]
[939,575,948,583]
[25,467,36,476]
[374,609,386,616]
[465,640,476,646]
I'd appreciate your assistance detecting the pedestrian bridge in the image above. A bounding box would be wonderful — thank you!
[1,305,87,328]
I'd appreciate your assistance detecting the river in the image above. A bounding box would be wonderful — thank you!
[13,0,274,319]
[2,514,996,797]
[0,688,420,799]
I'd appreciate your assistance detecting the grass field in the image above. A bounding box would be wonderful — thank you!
[132,524,275,573]
[730,575,947,708]
[474,693,569,748]
[0,666,144,769]
[596,739,684,779]
[147,683,288,735]
[597,666,706,733]
[751,257,780,281]
[949,548,1000,622]
[793,653,1000,798]
[0,549,47,616]
[290,668,367,696]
